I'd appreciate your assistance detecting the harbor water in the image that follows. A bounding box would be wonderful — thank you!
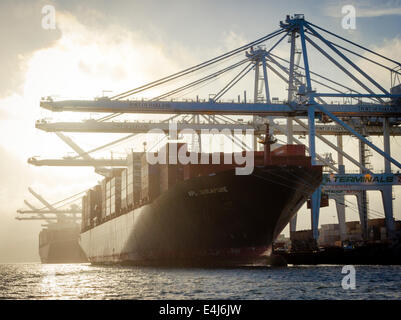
[0,263,400,300]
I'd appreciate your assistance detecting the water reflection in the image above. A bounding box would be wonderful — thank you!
[0,263,400,299]
[38,264,97,299]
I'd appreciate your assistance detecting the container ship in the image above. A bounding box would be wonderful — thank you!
[39,222,87,263]
[79,141,322,266]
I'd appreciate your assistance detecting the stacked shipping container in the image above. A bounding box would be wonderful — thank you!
[346,221,363,242]
[141,153,160,202]
[290,230,318,252]
[81,186,102,231]
[121,168,127,211]
[106,180,111,217]
[270,145,311,167]
[101,179,107,219]
[272,144,306,157]
[127,152,142,207]
[110,175,121,216]
[81,143,315,232]
[91,185,102,223]
[81,195,88,232]
[159,143,186,193]
[318,224,341,247]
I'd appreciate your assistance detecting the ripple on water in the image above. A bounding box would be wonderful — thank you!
[0,263,400,299]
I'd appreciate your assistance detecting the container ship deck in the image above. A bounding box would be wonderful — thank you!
[79,142,322,266]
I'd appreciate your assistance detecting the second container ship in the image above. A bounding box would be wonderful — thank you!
[39,222,87,263]
[79,139,322,266]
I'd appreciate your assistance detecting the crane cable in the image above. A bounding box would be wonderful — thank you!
[151,59,250,101]
[110,28,288,100]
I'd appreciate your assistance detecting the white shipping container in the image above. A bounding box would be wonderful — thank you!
[106,197,111,216]
[122,169,127,188]
[106,181,111,198]
[111,195,115,214]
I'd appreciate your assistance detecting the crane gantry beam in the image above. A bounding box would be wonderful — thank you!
[16,216,78,221]
[55,132,92,160]
[24,200,40,211]
[39,99,401,117]
[17,209,81,214]
[54,132,115,176]
[35,119,401,136]
[22,200,53,223]
[27,158,127,167]
[27,187,75,223]
[28,187,57,211]
[18,189,82,223]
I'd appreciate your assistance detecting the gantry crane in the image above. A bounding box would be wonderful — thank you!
[16,188,83,225]
[28,14,401,243]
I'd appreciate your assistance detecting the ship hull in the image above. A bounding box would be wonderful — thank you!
[79,166,322,266]
[39,239,87,264]
[39,225,87,263]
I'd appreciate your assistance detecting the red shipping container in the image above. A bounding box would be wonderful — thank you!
[270,155,311,167]
[160,164,185,192]
[307,193,329,209]
[272,144,306,157]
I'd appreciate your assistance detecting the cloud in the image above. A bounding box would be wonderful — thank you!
[363,38,401,87]
[0,0,61,98]
[340,37,401,92]
[20,10,198,100]
[221,31,249,51]
[357,7,401,17]
[324,0,401,18]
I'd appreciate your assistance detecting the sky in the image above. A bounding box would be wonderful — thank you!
[0,0,401,262]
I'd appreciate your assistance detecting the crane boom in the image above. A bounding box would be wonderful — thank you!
[17,209,81,214]
[36,120,401,136]
[28,187,57,211]
[27,158,127,167]
[40,99,401,117]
